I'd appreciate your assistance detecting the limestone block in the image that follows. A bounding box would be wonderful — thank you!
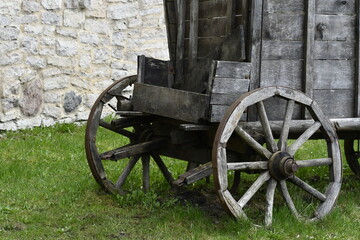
[2,97,19,110]
[43,25,56,36]
[24,25,44,35]
[42,11,62,25]
[107,3,138,20]
[42,67,62,77]
[112,32,127,47]
[112,48,124,59]
[71,78,91,90]
[41,117,55,127]
[0,122,17,131]
[19,79,43,116]
[22,36,39,54]
[56,27,78,38]
[0,15,10,25]
[111,70,129,80]
[63,91,82,112]
[0,0,21,16]
[56,39,78,57]
[23,1,41,12]
[41,0,62,10]
[0,110,20,122]
[47,56,76,67]
[14,15,39,25]
[79,52,91,68]
[44,105,62,118]
[85,19,110,35]
[0,41,19,55]
[44,76,68,90]
[3,80,20,96]
[63,9,85,28]
[26,56,47,69]
[17,117,42,129]
[93,48,110,64]
[80,32,100,46]
[114,21,127,30]
[84,93,98,108]
[0,26,20,41]
[44,91,62,103]
[0,53,22,66]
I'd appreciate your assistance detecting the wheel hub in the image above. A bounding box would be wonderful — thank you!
[268,151,298,181]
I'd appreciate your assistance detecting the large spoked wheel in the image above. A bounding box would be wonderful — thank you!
[213,87,342,226]
[344,139,360,175]
[85,76,174,194]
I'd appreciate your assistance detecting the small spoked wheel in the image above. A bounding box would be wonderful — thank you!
[85,76,174,194]
[213,87,342,226]
[344,139,360,175]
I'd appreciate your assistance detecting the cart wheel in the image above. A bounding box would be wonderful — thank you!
[85,76,174,194]
[213,87,342,226]
[344,139,360,175]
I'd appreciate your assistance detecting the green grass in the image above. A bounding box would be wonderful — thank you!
[1,123,360,239]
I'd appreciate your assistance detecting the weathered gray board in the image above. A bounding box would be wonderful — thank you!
[209,61,251,122]
[258,0,357,118]
[132,83,209,123]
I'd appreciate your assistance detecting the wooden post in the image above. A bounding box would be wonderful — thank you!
[304,0,315,118]
[356,0,360,117]
[226,0,236,36]
[189,0,199,70]
[175,0,186,86]
[241,0,249,61]
[248,0,264,121]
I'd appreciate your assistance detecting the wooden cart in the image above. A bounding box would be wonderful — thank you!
[85,0,360,226]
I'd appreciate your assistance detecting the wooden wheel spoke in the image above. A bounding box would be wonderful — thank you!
[288,176,326,202]
[257,101,278,152]
[142,154,150,191]
[279,180,300,218]
[99,138,168,161]
[265,179,277,227]
[99,119,136,139]
[151,154,174,184]
[227,161,268,171]
[278,100,295,151]
[296,158,332,168]
[238,171,271,208]
[235,126,272,159]
[115,155,140,188]
[287,121,321,156]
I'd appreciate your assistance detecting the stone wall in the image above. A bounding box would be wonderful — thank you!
[0,0,168,130]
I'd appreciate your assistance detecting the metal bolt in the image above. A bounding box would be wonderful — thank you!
[341,1,347,5]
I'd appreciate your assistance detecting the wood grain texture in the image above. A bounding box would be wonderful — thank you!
[132,83,209,123]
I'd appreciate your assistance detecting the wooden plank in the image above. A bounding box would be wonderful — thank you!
[215,61,251,78]
[260,60,303,89]
[313,60,354,89]
[356,0,360,117]
[189,0,199,69]
[313,89,354,118]
[132,83,209,123]
[210,92,248,105]
[315,15,355,41]
[210,105,247,122]
[164,1,177,62]
[261,41,303,60]
[226,0,236,35]
[262,13,304,41]
[304,0,315,101]
[315,41,355,60]
[137,56,172,87]
[185,17,228,39]
[248,0,264,121]
[212,78,250,93]
[316,0,355,14]
[192,0,227,20]
[175,0,186,86]
[267,0,304,13]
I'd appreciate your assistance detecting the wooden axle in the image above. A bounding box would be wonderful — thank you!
[239,118,360,134]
